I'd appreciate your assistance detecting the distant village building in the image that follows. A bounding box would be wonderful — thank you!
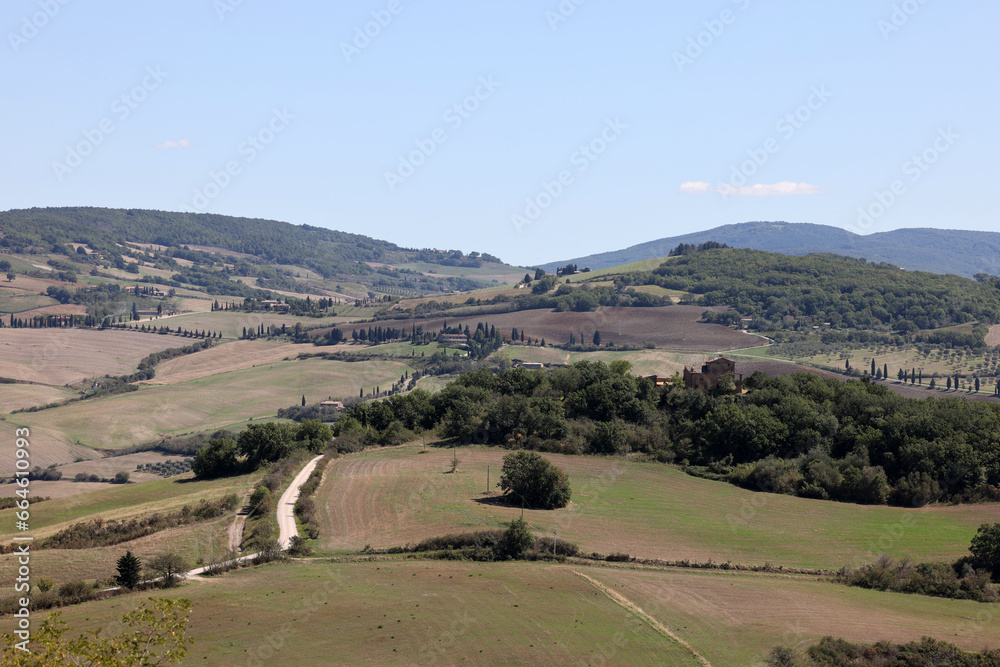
[683,356,743,393]
[437,333,468,344]
[519,362,544,370]
[320,400,345,410]
[645,375,673,388]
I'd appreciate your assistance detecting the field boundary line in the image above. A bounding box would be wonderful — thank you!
[573,570,711,666]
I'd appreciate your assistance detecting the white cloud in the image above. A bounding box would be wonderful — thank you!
[156,139,190,149]
[680,180,823,196]
[678,181,711,193]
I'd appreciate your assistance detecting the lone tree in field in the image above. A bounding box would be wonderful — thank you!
[148,553,188,588]
[115,550,142,589]
[498,451,571,510]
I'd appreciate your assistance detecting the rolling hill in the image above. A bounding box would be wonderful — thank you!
[0,207,524,293]
[539,221,1000,278]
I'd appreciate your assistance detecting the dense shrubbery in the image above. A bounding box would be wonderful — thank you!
[837,554,996,603]
[241,449,319,552]
[192,420,332,479]
[767,636,1000,666]
[0,580,123,616]
[340,361,1000,506]
[293,456,329,540]
[0,496,48,510]
[400,521,579,562]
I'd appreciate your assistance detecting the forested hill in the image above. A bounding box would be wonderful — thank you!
[0,207,507,281]
[621,248,1000,334]
[540,221,1000,278]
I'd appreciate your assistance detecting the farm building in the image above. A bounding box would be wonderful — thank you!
[683,356,743,393]
[437,333,468,344]
[320,400,345,410]
[645,375,674,388]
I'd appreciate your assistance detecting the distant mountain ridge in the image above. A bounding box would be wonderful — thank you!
[539,222,1000,278]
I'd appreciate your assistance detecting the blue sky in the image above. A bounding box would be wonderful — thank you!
[2,0,996,267]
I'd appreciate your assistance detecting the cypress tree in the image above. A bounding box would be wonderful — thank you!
[115,551,142,589]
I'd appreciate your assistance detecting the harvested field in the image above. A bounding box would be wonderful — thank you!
[315,444,996,570]
[0,480,115,500]
[50,560,699,666]
[10,303,88,318]
[11,358,414,450]
[331,306,762,351]
[148,339,305,385]
[0,421,103,477]
[0,328,186,385]
[152,310,352,339]
[0,383,75,413]
[591,566,1000,664]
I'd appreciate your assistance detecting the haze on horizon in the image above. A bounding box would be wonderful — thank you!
[2,0,996,266]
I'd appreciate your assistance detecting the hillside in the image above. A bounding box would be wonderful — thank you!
[0,207,523,293]
[539,221,1000,278]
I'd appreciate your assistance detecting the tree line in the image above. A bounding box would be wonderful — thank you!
[335,361,1000,507]
[621,248,1000,336]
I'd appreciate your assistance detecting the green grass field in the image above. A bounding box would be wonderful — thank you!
[315,444,996,571]
[10,358,415,450]
[563,256,675,283]
[395,261,527,284]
